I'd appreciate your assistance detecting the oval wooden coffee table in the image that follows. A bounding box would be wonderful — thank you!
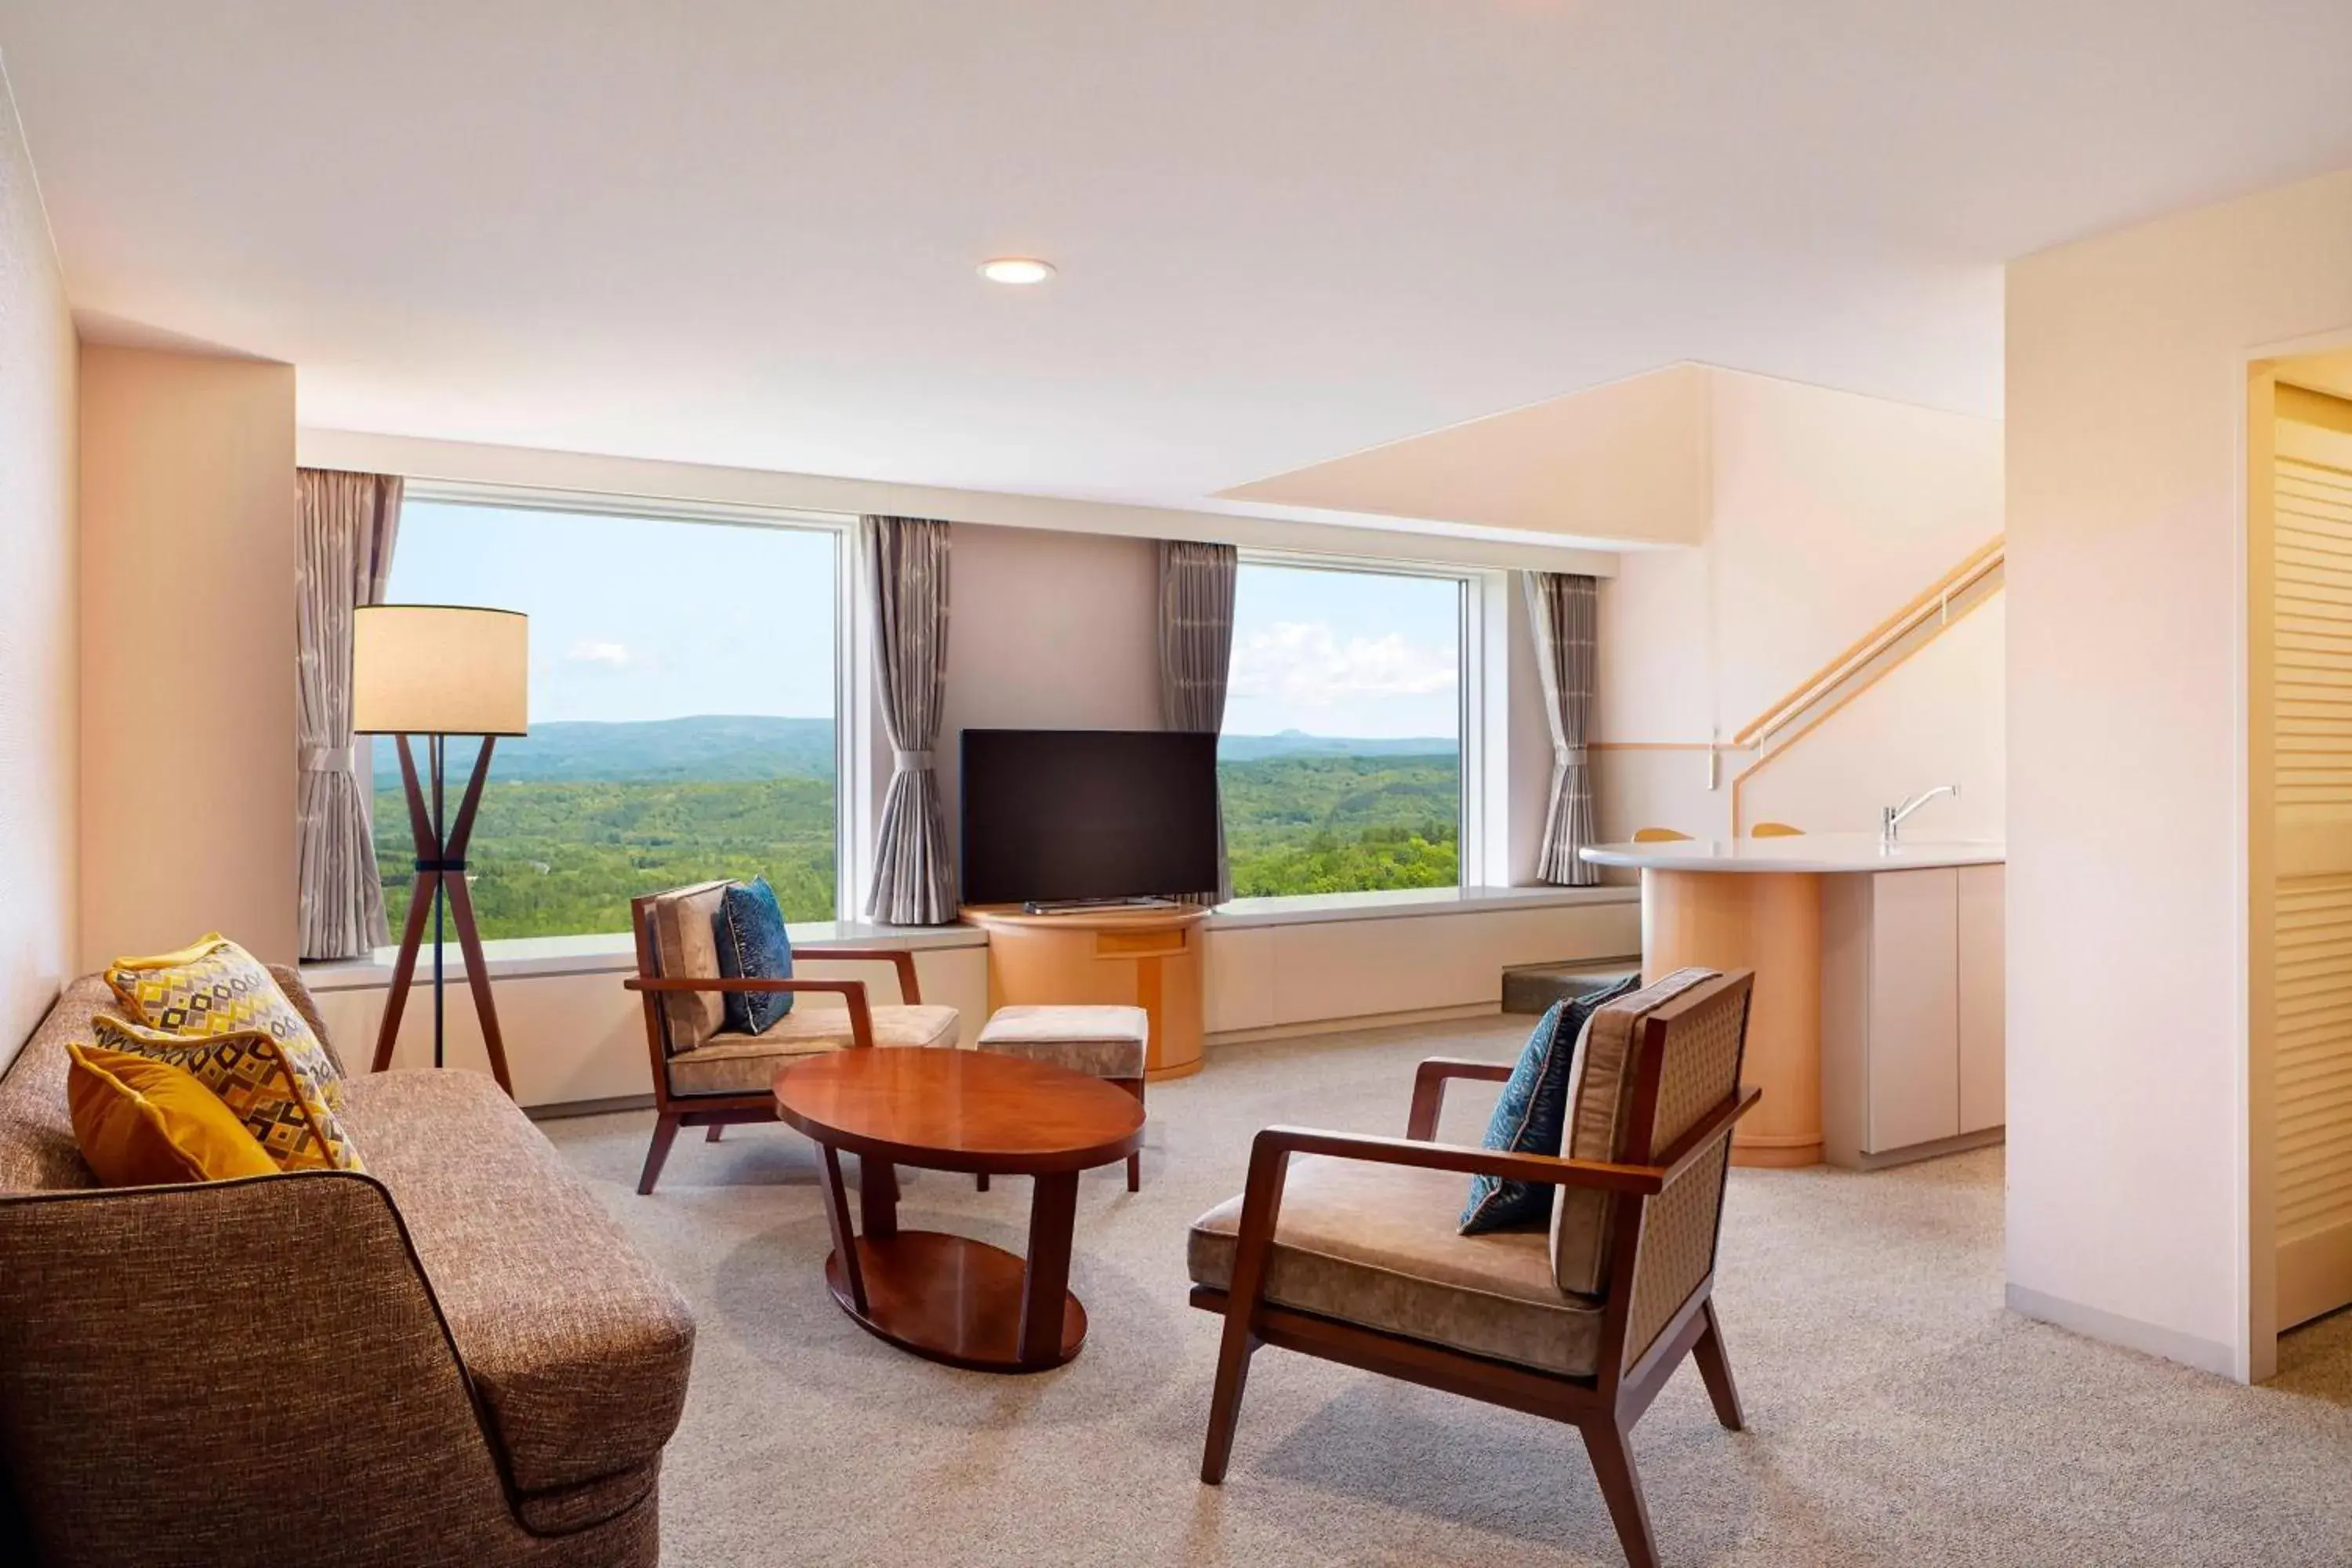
[774,1047,1146,1374]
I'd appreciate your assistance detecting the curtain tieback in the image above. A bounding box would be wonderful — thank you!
[893,749,936,770]
[1557,744,1589,769]
[302,745,355,773]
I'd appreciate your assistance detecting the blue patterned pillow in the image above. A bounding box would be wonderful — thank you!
[1459,974,1642,1234]
[715,877,796,1034]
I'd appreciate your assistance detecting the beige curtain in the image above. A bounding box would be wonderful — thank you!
[1527,571,1600,885]
[864,517,957,924]
[1158,540,1238,904]
[296,470,402,958]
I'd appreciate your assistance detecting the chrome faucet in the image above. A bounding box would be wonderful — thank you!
[1882,785,1959,848]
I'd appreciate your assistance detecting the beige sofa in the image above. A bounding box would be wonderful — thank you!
[0,969,696,1568]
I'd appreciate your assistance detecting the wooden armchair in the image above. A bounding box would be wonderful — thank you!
[1188,969,1757,1568]
[622,884,960,1194]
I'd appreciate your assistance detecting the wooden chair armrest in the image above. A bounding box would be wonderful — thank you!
[1405,1057,1516,1139]
[622,976,876,1047]
[1253,1126,1671,1197]
[793,948,923,1005]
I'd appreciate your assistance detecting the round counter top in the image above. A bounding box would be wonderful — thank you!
[1579,832,2004,874]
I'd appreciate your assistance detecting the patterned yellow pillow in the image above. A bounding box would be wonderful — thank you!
[89,1014,364,1174]
[104,934,345,1112]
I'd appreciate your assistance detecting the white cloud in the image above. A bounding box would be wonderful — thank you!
[1227,620,1456,709]
[566,638,634,669]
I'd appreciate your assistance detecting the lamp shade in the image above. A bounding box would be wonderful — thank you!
[352,605,529,736]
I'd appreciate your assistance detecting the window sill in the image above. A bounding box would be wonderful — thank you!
[1206,883,1635,931]
[296,886,1629,990]
[298,919,985,993]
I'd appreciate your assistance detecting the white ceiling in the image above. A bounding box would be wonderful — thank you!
[5,1,2351,528]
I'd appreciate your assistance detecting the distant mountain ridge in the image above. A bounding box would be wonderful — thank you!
[372,715,837,786]
[1218,730,1457,760]
[371,716,1455,788]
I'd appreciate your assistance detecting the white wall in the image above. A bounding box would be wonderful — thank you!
[77,344,298,969]
[1739,595,2005,839]
[2005,165,2352,1382]
[1593,368,2005,844]
[0,61,76,1069]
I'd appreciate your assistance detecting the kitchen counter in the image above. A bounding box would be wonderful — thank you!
[1581,833,2004,874]
[1578,833,2006,1170]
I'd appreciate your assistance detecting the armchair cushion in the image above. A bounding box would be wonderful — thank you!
[649,880,731,1054]
[666,1005,960,1096]
[1189,1153,1602,1377]
[1461,974,1640,1234]
[1551,966,1722,1296]
[338,1069,694,1495]
[716,877,796,1033]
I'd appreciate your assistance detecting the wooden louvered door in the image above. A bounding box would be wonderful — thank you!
[2272,428,2352,1329]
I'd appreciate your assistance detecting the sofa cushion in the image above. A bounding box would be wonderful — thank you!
[338,1069,695,1494]
[1551,967,1720,1296]
[716,877,796,1034]
[666,1005,960,1096]
[102,935,345,1109]
[66,1043,279,1185]
[1461,973,1640,1235]
[91,1014,364,1174]
[1189,1153,1601,1377]
[650,882,730,1055]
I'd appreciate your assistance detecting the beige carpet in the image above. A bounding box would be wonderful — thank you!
[543,1017,2352,1566]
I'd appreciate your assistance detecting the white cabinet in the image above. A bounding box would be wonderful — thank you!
[1821,864,2005,1167]
[1955,864,2005,1134]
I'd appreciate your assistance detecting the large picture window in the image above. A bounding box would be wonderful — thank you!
[375,497,842,940]
[1221,560,1463,897]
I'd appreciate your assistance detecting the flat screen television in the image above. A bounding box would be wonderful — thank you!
[960,728,1220,906]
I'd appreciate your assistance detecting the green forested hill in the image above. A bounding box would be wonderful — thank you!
[1220,753,1459,896]
[375,721,1457,938]
[376,775,837,938]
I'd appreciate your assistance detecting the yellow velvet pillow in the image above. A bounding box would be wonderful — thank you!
[67,1043,279,1186]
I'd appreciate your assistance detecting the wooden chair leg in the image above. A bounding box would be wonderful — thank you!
[637,1112,682,1196]
[1692,1298,1744,1432]
[1200,1315,1259,1483]
[706,1124,725,1142]
[1584,1417,1660,1568]
[976,1172,990,1192]
[1121,1076,1145,1192]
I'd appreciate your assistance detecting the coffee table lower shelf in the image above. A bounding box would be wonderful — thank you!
[824,1230,1087,1373]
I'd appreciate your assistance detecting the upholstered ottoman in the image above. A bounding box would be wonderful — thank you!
[975,1005,1150,1190]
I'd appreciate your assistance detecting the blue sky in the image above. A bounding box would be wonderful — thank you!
[1225,562,1459,739]
[391,506,1458,738]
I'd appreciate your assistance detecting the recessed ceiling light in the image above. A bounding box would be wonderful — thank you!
[979,257,1056,285]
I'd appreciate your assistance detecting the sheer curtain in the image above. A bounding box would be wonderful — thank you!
[1158,540,1238,904]
[1526,571,1600,886]
[296,469,403,958]
[863,516,957,924]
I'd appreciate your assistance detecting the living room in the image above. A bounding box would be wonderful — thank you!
[5,7,2352,1566]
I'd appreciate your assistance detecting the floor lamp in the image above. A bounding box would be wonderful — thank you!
[352,604,530,1094]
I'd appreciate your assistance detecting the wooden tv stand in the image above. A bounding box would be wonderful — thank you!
[960,904,1207,1080]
